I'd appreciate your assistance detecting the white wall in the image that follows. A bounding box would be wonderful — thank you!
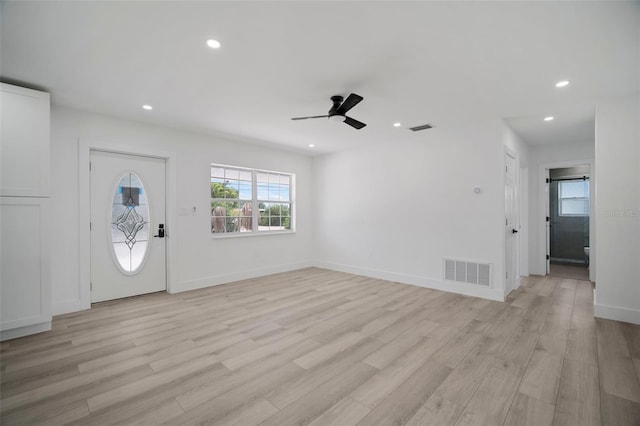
[51,106,313,315]
[313,120,507,301]
[594,95,640,324]
[528,141,595,277]
[49,98,639,324]
[503,123,530,167]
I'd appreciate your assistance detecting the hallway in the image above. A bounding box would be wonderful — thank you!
[549,264,590,281]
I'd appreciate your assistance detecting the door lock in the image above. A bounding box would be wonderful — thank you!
[154,224,165,238]
[512,228,518,234]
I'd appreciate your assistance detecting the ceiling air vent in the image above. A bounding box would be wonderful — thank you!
[409,123,434,132]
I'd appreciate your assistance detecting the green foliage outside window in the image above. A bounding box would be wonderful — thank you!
[211,182,240,232]
[259,204,291,229]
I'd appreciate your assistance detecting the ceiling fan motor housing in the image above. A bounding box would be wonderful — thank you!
[329,95,344,115]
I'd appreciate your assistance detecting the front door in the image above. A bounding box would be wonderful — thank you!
[90,150,167,303]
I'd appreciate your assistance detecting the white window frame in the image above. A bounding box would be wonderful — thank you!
[558,179,589,217]
[211,164,295,237]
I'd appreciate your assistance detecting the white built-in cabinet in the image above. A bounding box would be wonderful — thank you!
[1,83,52,341]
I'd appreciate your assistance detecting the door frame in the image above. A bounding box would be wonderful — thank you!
[519,163,529,283]
[503,146,519,296]
[545,168,551,274]
[538,158,595,281]
[78,140,177,311]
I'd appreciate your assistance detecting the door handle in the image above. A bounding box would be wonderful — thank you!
[154,224,165,238]
[512,228,518,234]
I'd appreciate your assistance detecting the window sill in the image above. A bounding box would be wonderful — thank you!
[211,230,296,239]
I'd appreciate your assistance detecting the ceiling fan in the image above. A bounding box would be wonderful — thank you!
[291,93,366,129]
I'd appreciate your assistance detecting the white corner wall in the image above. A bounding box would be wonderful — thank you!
[528,141,595,277]
[503,123,530,167]
[50,106,313,315]
[594,95,640,325]
[312,120,507,301]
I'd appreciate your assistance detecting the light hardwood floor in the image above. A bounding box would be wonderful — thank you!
[549,264,590,281]
[1,268,639,425]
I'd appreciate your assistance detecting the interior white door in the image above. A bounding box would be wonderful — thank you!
[90,150,166,303]
[505,151,518,294]
[545,169,551,274]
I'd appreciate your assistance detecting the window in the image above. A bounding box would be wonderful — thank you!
[211,164,294,235]
[111,173,150,274]
[558,179,589,217]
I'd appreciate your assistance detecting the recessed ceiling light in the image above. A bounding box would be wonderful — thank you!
[206,39,221,49]
[142,105,153,110]
[308,144,315,148]
[393,122,401,127]
[555,80,570,88]
[544,116,554,121]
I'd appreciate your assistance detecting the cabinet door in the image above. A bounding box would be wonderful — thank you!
[0,83,50,197]
[0,197,51,334]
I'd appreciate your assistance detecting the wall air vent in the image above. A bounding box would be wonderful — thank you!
[409,123,434,132]
[444,258,491,286]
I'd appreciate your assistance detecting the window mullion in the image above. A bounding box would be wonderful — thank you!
[252,171,258,232]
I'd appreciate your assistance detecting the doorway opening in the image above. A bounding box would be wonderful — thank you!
[547,165,590,281]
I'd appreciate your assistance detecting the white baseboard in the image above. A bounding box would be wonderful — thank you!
[594,303,640,325]
[51,259,508,316]
[313,261,505,302]
[1,321,51,341]
[174,261,315,293]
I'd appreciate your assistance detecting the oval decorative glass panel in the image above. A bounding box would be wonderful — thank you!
[110,173,150,274]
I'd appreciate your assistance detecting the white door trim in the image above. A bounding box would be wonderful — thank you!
[518,163,529,285]
[503,146,519,297]
[538,158,595,281]
[78,140,177,311]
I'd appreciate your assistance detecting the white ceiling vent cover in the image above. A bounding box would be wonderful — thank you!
[444,259,491,286]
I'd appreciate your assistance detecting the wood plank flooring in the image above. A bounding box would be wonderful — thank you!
[1,268,639,425]
[549,264,590,281]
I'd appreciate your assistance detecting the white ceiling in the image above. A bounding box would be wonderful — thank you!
[1,1,638,154]
[505,103,596,146]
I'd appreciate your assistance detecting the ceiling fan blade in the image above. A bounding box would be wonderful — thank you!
[291,115,329,120]
[336,93,363,115]
[344,116,366,129]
